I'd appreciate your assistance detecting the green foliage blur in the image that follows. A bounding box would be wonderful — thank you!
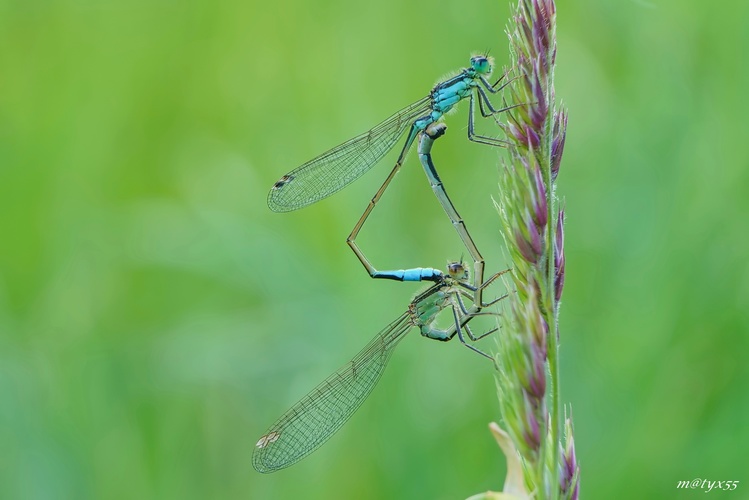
[1,0,747,498]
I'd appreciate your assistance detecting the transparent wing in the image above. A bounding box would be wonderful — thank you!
[267,96,432,212]
[252,312,414,473]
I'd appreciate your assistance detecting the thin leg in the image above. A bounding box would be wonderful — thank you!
[468,93,513,147]
[477,268,512,308]
[481,72,517,94]
[458,269,510,308]
[454,291,503,342]
[456,288,477,306]
[464,322,499,342]
[477,89,494,118]
[476,86,524,118]
[421,286,507,366]
[451,303,496,365]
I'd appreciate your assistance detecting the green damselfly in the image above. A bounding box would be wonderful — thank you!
[253,262,508,473]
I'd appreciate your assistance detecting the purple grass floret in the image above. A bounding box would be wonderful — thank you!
[554,208,565,303]
[492,0,576,498]
[534,167,548,227]
[560,417,580,500]
[525,124,541,149]
[550,110,567,181]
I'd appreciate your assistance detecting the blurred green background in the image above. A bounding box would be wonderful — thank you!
[1,0,747,498]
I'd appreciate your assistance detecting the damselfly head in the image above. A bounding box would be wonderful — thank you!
[446,260,469,281]
[470,55,493,75]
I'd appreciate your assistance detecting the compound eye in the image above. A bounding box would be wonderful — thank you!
[446,261,469,280]
[471,56,490,73]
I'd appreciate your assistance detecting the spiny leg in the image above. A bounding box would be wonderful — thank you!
[456,269,511,308]
[451,302,497,366]
[477,268,512,308]
[481,70,518,94]
[453,291,503,342]
[476,85,525,118]
[468,93,514,147]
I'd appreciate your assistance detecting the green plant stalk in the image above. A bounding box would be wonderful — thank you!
[491,0,575,498]
[542,24,559,499]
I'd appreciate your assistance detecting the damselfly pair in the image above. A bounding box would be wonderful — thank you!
[254,56,514,473]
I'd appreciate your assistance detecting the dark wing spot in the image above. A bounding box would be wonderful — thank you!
[273,175,294,190]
